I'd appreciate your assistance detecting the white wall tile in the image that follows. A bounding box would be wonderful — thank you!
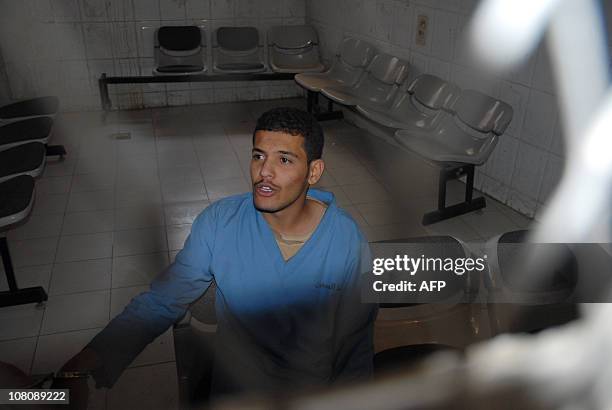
[62,60,93,96]
[507,189,537,217]
[35,62,65,95]
[531,44,555,94]
[499,80,530,138]
[186,0,211,19]
[258,0,283,18]
[167,90,191,106]
[83,22,114,58]
[505,51,537,87]
[451,64,500,97]
[521,88,557,149]
[51,0,81,21]
[410,52,429,77]
[235,0,256,18]
[374,0,394,42]
[56,22,87,59]
[430,9,457,61]
[160,0,187,19]
[29,22,58,61]
[111,22,139,58]
[108,0,134,21]
[79,0,108,21]
[30,0,55,22]
[134,0,160,20]
[511,141,547,200]
[5,63,38,99]
[428,57,450,80]
[391,0,413,49]
[211,0,234,19]
[538,154,564,203]
[485,134,519,186]
[285,0,305,17]
[481,174,509,203]
[143,91,168,107]
[550,119,566,157]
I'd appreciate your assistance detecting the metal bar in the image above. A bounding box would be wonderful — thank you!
[98,72,295,112]
[0,237,17,291]
[102,72,294,84]
[437,167,448,210]
[307,91,314,113]
[0,287,48,308]
[465,165,475,203]
[422,197,486,225]
[98,73,111,111]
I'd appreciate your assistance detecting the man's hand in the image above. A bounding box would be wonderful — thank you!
[52,348,102,410]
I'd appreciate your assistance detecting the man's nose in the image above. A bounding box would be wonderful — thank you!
[259,158,274,178]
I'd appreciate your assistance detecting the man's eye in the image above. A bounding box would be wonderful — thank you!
[280,157,292,164]
[252,153,263,160]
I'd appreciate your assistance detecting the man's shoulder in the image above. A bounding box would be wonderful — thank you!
[331,206,367,244]
[195,192,251,225]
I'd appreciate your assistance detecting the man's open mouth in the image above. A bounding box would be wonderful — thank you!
[255,183,277,197]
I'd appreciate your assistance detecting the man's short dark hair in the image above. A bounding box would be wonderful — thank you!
[253,107,324,163]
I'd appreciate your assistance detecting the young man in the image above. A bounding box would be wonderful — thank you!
[59,107,376,398]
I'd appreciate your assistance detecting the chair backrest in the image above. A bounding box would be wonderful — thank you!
[322,38,375,87]
[155,26,205,74]
[338,37,375,68]
[157,25,202,54]
[407,74,459,110]
[267,25,323,73]
[367,53,409,85]
[353,54,409,105]
[213,26,265,73]
[451,90,513,136]
[216,26,259,52]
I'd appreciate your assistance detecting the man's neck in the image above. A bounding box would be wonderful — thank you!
[262,195,325,237]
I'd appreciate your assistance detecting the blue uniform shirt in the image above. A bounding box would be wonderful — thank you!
[88,188,376,395]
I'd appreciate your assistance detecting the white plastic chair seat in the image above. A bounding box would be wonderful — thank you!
[0,97,59,123]
[395,89,513,165]
[270,56,324,74]
[0,142,46,183]
[394,117,499,165]
[357,104,440,130]
[0,175,35,228]
[357,74,459,131]
[321,81,397,108]
[295,37,375,92]
[213,26,265,74]
[0,117,54,151]
[154,26,206,75]
[321,53,408,108]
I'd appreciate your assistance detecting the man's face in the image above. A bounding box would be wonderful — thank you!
[250,130,323,213]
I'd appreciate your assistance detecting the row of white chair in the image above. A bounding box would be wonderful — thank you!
[0,97,59,308]
[153,25,325,75]
[295,37,514,224]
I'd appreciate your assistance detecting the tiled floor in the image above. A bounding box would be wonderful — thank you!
[0,98,533,409]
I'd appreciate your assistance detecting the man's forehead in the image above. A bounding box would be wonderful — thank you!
[253,130,306,151]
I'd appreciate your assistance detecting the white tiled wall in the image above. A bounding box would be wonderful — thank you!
[0,0,306,111]
[306,0,612,218]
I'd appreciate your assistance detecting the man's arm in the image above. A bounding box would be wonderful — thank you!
[60,207,218,388]
[331,235,378,384]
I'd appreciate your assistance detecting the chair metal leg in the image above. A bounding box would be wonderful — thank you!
[422,164,486,225]
[0,237,47,308]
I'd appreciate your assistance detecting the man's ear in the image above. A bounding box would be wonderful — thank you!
[307,159,325,185]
